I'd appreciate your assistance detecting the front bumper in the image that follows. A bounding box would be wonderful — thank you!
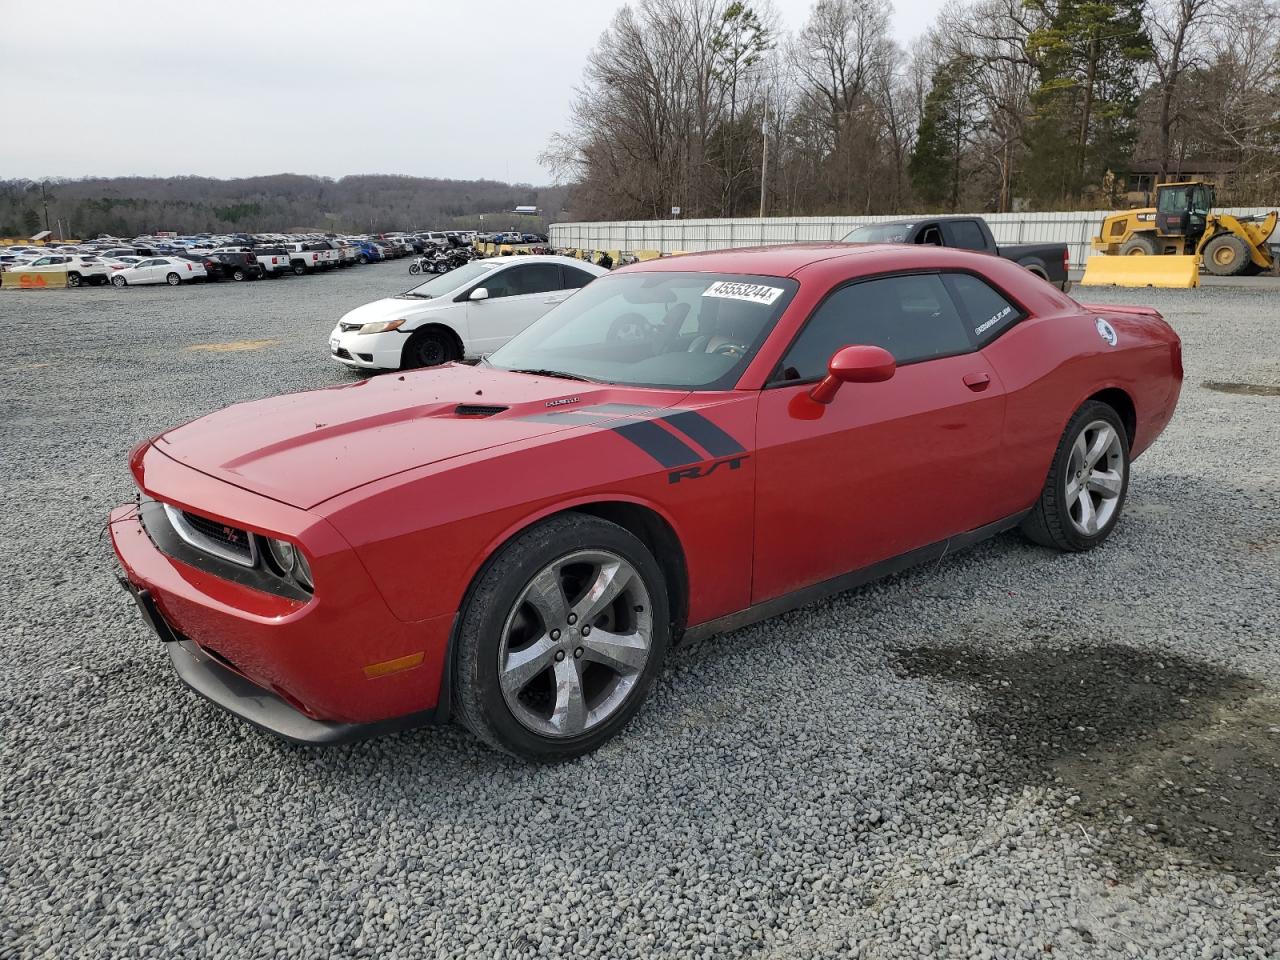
[121,572,434,742]
[109,455,454,740]
[328,326,405,369]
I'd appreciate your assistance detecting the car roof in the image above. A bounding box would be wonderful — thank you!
[610,243,973,279]
[485,254,604,271]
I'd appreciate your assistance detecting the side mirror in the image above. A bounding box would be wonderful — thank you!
[809,344,896,404]
[469,287,489,302]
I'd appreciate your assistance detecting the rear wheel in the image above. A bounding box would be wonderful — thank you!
[292,262,306,276]
[1021,401,1129,552]
[67,272,82,287]
[400,328,458,369]
[1120,235,1158,256]
[453,513,670,760]
[166,272,181,286]
[1202,233,1249,276]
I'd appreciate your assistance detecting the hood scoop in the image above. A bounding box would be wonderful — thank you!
[453,404,509,418]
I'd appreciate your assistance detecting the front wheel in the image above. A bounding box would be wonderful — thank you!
[453,513,671,760]
[1021,401,1129,552]
[232,269,246,281]
[165,272,181,286]
[112,275,127,288]
[409,262,421,275]
[358,254,369,265]
[1202,234,1249,276]
[400,329,458,369]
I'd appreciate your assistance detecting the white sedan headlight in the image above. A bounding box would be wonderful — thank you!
[358,319,406,335]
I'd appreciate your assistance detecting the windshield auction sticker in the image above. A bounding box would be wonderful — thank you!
[702,280,784,305]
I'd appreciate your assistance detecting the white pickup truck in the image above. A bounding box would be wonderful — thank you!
[282,241,340,275]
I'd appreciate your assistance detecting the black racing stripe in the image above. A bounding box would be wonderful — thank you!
[661,410,746,457]
[613,420,701,468]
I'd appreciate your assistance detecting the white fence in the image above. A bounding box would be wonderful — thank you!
[550,208,1277,267]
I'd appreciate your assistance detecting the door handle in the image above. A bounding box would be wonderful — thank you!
[963,372,991,391]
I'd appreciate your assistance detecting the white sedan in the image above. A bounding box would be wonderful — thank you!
[110,256,207,287]
[328,255,607,370]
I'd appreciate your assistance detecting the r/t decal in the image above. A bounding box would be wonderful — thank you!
[668,455,749,484]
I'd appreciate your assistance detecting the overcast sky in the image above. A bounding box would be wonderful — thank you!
[3,0,946,185]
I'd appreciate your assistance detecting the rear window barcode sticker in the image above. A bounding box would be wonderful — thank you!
[702,280,784,305]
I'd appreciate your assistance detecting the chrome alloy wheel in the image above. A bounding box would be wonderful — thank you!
[1065,419,1125,536]
[497,549,653,738]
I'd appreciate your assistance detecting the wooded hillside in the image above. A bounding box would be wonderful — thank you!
[0,175,571,238]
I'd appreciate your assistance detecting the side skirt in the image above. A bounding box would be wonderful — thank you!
[681,511,1030,645]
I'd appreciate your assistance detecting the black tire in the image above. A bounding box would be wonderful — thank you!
[292,262,307,276]
[409,262,421,275]
[453,513,671,760]
[112,275,127,288]
[358,254,370,265]
[400,328,458,369]
[1202,233,1249,276]
[67,272,82,287]
[232,269,246,281]
[165,272,181,286]
[1120,235,1158,256]
[1021,400,1130,552]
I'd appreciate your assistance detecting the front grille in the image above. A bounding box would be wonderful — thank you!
[182,511,254,561]
[334,347,353,360]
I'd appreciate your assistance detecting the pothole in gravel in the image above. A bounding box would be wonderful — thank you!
[1201,380,1280,397]
[896,644,1280,878]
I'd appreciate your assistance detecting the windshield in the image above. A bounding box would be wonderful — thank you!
[487,271,798,390]
[843,223,912,243]
[398,260,495,299]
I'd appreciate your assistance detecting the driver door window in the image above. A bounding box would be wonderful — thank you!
[486,264,561,299]
[776,273,972,381]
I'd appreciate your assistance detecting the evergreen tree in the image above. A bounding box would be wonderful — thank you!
[909,57,982,211]
[1024,0,1152,204]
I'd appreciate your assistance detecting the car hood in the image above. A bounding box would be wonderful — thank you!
[152,364,690,509]
[338,294,455,326]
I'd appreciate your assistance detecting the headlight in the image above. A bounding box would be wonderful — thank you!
[265,537,296,574]
[357,319,406,335]
[264,537,315,593]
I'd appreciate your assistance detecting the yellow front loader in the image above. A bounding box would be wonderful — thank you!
[1091,181,1277,277]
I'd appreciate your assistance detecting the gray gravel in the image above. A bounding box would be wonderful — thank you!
[1,266,1277,959]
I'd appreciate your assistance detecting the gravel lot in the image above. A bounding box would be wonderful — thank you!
[1,264,1277,959]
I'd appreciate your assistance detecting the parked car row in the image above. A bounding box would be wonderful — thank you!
[0,228,489,288]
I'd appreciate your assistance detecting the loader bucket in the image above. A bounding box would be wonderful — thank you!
[1081,254,1200,288]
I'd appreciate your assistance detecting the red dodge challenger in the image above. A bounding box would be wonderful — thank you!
[110,244,1183,759]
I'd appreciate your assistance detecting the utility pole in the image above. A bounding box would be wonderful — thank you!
[40,181,51,233]
[759,100,769,219]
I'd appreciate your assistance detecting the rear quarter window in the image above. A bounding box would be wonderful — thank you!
[943,273,1027,345]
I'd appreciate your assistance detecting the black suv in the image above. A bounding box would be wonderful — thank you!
[206,251,265,281]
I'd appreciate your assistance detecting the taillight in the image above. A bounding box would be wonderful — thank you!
[1063,248,1070,272]
[186,263,192,270]
[312,254,318,261]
